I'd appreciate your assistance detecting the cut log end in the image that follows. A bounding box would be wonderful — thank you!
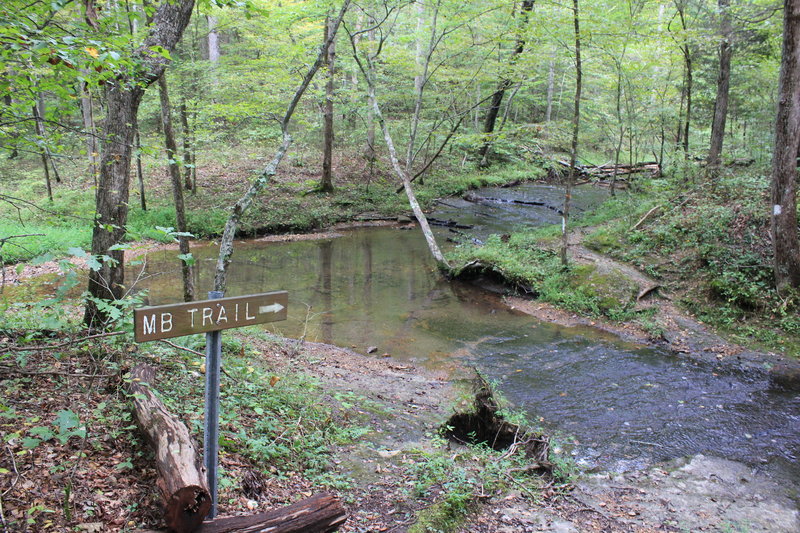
[166,486,212,533]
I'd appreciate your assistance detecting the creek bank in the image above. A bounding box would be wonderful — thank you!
[259,339,800,532]
[451,230,800,391]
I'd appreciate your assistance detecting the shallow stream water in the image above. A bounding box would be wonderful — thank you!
[137,184,799,482]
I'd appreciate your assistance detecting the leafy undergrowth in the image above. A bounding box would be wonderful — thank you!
[0,327,364,531]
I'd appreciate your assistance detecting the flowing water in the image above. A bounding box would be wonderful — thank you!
[138,184,800,482]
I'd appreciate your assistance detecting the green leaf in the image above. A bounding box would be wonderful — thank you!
[21,437,41,449]
[86,255,102,271]
[177,253,195,266]
[29,426,54,439]
[32,253,55,265]
[67,247,87,258]
[55,409,80,431]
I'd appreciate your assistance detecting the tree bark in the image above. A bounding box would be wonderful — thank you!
[158,74,195,302]
[129,364,211,533]
[135,124,146,211]
[198,493,345,533]
[208,16,220,63]
[320,15,336,193]
[545,58,555,123]
[84,0,196,328]
[405,0,439,179]
[561,0,582,266]
[673,0,693,156]
[707,0,732,173]
[478,0,535,167]
[363,18,376,170]
[33,94,61,184]
[771,0,800,292]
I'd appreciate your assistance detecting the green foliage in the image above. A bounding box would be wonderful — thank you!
[153,334,371,484]
[449,232,640,321]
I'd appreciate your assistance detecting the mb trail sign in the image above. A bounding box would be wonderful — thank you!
[133,290,288,519]
[133,291,288,342]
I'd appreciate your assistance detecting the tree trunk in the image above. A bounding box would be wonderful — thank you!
[158,74,195,302]
[79,79,99,182]
[129,364,211,533]
[707,0,732,172]
[771,0,800,292]
[32,102,53,202]
[84,0,196,328]
[405,0,439,179]
[180,99,194,191]
[478,0,535,167]
[84,86,143,327]
[561,0,582,267]
[198,493,345,533]
[33,94,61,184]
[373,93,450,271]
[364,20,376,170]
[208,16,220,63]
[674,0,692,156]
[320,15,336,193]
[545,58,555,123]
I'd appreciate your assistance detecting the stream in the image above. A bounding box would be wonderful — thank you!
[138,184,800,486]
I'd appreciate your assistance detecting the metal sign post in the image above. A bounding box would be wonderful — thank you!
[133,290,288,520]
[203,290,223,518]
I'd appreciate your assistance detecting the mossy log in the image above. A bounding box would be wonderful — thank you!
[129,364,211,532]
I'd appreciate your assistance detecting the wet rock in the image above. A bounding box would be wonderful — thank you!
[397,215,412,224]
[769,363,800,391]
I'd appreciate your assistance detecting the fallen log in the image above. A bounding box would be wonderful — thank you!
[129,364,211,533]
[198,492,346,533]
[556,159,660,179]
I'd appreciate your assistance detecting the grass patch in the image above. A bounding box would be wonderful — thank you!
[448,233,640,321]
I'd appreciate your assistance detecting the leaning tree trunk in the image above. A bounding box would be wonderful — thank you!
[213,0,351,293]
[158,74,195,302]
[129,364,211,533]
[84,0,195,329]
[771,0,800,293]
[707,0,732,174]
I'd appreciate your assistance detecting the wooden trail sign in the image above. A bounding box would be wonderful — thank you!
[134,291,288,342]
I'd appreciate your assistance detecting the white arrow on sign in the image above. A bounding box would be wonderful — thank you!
[259,303,285,314]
